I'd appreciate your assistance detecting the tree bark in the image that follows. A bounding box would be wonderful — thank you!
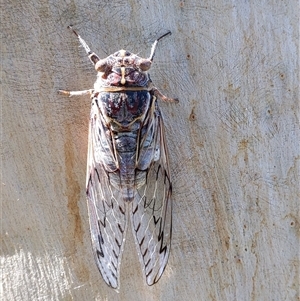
[2,1,298,300]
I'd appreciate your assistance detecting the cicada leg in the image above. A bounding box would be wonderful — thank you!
[58,89,94,97]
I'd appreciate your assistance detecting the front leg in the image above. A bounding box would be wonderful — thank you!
[58,89,94,97]
[151,86,179,103]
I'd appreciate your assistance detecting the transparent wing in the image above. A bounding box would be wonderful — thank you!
[131,103,172,285]
[86,98,127,289]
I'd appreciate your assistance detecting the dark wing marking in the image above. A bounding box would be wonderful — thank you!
[131,101,172,285]
[86,97,127,289]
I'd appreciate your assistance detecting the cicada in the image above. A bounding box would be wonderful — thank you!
[59,27,178,289]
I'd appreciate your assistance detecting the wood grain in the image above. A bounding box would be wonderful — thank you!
[2,1,298,300]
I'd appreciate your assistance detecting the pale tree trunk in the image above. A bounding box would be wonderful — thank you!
[2,0,298,300]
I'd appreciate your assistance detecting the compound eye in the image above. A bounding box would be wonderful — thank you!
[95,59,108,72]
[138,59,152,71]
[125,51,131,56]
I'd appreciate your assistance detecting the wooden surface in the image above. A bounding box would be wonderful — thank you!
[2,1,299,300]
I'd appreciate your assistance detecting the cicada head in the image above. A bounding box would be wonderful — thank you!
[92,31,171,88]
[95,50,152,72]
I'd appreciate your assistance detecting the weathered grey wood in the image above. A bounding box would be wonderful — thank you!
[2,1,298,300]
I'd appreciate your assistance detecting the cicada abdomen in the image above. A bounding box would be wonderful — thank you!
[59,27,178,289]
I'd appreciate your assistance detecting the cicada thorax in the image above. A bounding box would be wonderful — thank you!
[93,50,156,202]
[97,91,151,126]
